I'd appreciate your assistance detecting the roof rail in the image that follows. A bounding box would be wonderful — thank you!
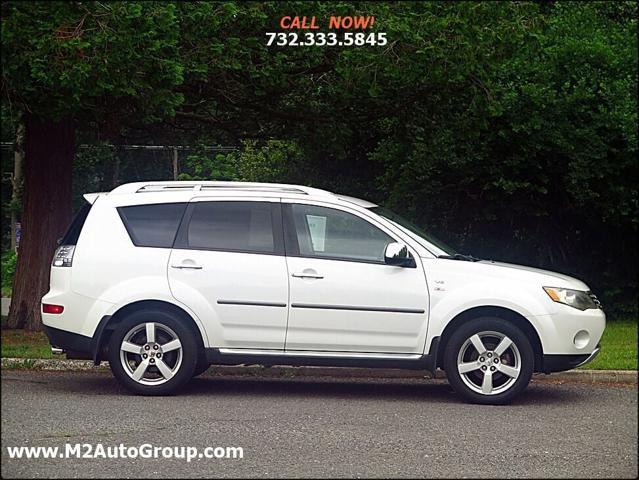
[136,184,309,195]
[109,181,335,197]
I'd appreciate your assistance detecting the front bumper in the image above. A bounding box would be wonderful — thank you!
[542,345,601,373]
[528,306,605,356]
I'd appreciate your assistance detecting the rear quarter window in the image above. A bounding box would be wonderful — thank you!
[117,203,187,248]
[61,202,92,245]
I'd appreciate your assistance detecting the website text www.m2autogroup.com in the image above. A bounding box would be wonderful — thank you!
[5,443,244,463]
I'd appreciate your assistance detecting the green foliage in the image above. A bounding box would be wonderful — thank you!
[1,1,184,126]
[178,141,304,183]
[71,145,118,208]
[1,1,636,316]
[1,251,17,296]
[1,329,53,359]
[355,1,637,315]
[233,140,304,183]
[581,320,638,370]
[178,148,239,181]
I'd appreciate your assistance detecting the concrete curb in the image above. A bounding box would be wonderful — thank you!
[1,357,637,385]
[2,358,109,372]
[532,369,638,385]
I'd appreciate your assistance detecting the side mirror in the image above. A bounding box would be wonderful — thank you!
[384,242,416,268]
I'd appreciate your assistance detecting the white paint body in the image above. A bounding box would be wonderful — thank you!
[42,181,605,362]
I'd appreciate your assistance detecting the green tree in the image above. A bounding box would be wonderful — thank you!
[1,1,636,329]
[1,1,185,329]
[366,2,637,312]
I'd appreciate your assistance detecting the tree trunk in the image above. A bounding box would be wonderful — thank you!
[7,116,75,331]
[112,148,120,188]
[172,146,179,180]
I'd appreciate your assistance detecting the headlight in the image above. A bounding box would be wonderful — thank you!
[543,287,599,311]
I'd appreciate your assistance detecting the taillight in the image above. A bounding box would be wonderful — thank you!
[52,245,75,267]
[42,304,64,314]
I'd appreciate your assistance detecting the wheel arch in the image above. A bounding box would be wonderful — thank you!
[92,300,206,364]
[435,306,543,372]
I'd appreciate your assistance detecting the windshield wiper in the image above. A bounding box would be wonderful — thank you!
[438,253,481,262]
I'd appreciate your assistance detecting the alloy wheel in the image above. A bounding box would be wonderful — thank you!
[456,330,521,395]
[119,322,183,386]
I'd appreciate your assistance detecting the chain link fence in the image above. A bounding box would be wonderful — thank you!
[0,143,236,251]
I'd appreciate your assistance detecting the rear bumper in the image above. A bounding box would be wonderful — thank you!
[43,325,93,360]
[542,345,601,373]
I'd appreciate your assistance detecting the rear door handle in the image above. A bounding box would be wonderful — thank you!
[292,272,324,279]
[171,264,203,270]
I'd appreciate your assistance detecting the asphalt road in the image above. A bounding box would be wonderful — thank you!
[1,371,637,479]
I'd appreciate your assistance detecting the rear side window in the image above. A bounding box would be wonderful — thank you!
[175,201,276,254]
[118,203,187,248]
[60,203,92,245]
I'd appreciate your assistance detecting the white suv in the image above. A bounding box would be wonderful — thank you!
[42,181,605,404]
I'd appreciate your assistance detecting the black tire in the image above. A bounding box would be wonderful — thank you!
[192,357,210,377]
[443,317,534,405]
[108,309,198,395]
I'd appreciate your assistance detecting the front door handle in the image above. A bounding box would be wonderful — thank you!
[171,264,203,270]
[292,272,324,279]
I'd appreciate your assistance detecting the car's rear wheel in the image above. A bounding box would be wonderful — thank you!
[444,317,534,405]
[108,309,198,395]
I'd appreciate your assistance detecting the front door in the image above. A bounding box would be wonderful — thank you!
[168,198,289,350]
[283,201,429,354]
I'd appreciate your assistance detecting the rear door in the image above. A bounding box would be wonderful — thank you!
[168,197,289,350]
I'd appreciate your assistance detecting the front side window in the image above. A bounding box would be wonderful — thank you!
[118,203,186,248]
[178,201,276,254]
[290,204,393,262]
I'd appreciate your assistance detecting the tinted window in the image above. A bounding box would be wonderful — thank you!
[61,203,92,245]
[291,204,393,262]
[181,202,275,253]
[118,203,186,248]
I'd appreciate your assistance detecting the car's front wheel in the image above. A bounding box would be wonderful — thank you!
[443,317,534,405]
[192,358,210,377]
[108,309,198,395]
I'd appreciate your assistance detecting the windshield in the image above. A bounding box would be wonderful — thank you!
[370,206,457,256]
